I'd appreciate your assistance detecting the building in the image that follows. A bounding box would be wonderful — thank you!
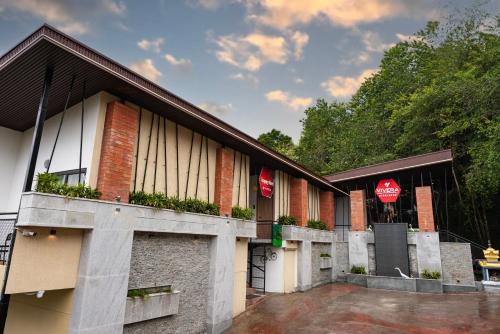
[0,25,476,334]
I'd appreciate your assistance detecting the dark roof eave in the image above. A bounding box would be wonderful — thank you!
[0,24,335,191]
[325,150,453,183]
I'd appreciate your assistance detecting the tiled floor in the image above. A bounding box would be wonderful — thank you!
[228,283,500,334]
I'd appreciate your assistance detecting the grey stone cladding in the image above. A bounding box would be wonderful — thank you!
[440,242,475,286]
[367,244,376,275]
[124,232,211,334]
[408,244,418,278]
[311,242,332,286]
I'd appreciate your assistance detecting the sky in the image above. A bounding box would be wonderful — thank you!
[0,0,491,141]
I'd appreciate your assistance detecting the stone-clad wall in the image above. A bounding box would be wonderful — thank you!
[311,242,332,286]
[408,245,418,277]
[367,244,376,275]
[124,232,211,334]
[440,242,475,286]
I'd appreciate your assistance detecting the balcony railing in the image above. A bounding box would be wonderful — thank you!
[0,212,16,264]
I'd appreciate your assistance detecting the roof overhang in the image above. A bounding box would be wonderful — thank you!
[325,150,453,183]
[0,24,335,191]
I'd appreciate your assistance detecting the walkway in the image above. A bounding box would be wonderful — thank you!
[228,283,500,334]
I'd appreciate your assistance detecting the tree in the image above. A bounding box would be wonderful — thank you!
[258,129,296,159]
[295,6,499,244]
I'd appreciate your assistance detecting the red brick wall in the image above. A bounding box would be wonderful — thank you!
[416,186,435,232]
[96,101,138,202]
[320,191,335,231]
[290,178,308,227]
[214,148,234,217]
[350,190,366,231]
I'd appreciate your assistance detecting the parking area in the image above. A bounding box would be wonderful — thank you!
[228,283,500,334]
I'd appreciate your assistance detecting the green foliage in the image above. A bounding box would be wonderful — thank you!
[127,286,172,298]
[129,191,220,216]
[277,215,297,226]
[320,253,331,258]
[421,269,441,280]
[294,6,499,244]
[351,265,366,275]
[35,172,100,199]
[307,220,327,230]
[258,129,296,159]
[231,206,254,220]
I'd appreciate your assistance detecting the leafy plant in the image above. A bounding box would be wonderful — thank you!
[320,253,331,258]
[127,286,172,298]
[421,269,441,280]
[35,172,100,199]
[277,215,297,226]
[351,265,366,275]
[129,191,220,216]
[307,220,327,230]
[231,206,254,220]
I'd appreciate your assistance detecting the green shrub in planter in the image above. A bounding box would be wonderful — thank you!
[421,269,441,279]
[307,220,327,230]
[277,215,297,225]
[129,191,220,216]
[320,253,331,258]
[350,265,366,275]
[36,172,100,199]
[231,206,254,220]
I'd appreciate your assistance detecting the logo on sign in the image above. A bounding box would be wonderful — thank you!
[259,167,274,198]
[375,179,401,203]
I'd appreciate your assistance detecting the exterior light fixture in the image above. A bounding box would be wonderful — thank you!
[48,229,57,239]
[20,229,37,237]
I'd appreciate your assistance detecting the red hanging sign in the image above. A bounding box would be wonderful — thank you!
[375,179,401,203]
[259,167,274,198]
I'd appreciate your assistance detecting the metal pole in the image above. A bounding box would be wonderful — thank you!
[47,75,75,172]
[445,168,449,241]
[78,80,86,184]
[0,67,53,332]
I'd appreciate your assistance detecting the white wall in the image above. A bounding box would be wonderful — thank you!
[264,247,284,293]
[1,92,112,212]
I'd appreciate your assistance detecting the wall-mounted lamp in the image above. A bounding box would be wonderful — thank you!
[20,229,37,237]
[48,229,57,239]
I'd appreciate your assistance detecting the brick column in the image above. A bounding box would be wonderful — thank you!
[416,186,435,232]
[319,191,335,231]
[96,101,138,202]
[350,190,366,231]
[290,178,308,227]
[214,148,234,217]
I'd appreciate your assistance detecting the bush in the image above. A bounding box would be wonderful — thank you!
[421,269,441,280]
[277,215,297,225]
[35,172,100,199]
[307,220,327,230]
[320,253,331,258]
[231,206,254,220]
[351,265,366,275]
[129,191,220,216]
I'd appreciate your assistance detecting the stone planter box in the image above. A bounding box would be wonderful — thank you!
[366,275,416,292]
[319,257,333,269]
[124,291,180,324]
[482,281,500,294]
[416,278,443,293]
[346,273,367,286]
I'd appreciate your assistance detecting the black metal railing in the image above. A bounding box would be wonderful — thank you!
[0,213,16,264]
[439,229,486,259]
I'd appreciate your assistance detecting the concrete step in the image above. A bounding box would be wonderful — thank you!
[245,293,266,309]
[246,287,257,296]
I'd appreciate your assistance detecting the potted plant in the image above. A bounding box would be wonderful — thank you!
[124,286,181,324]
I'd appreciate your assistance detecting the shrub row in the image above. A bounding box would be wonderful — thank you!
[231,206,254,220]
[307,219,327,230]
[129,191,220,216]
[35,172,100,199]
[277,215,297,225]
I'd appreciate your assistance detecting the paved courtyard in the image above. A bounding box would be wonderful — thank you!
[228,283,500,334]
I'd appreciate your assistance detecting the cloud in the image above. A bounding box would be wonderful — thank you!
[211,30,308,71]
[230,73,259,85]
[130,59,162,82]
[321,69,377,98]
[164,54,193,72]
[188,0,226,9]
[396,33,423,43]
[361,31,395,53]
[138,38,165,53]
[198,101,233,114]
[245,0,433,30]
[290,31,309,60]
[293,77,304,84]
[265,90,312,111]
[0,0,127,35]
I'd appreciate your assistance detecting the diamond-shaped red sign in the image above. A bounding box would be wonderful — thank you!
[375,179,401,203]
[259,167,274,198]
